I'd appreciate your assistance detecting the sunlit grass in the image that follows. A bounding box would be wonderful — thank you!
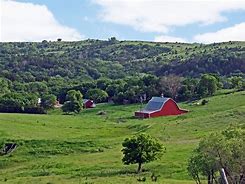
[0,91,244,183]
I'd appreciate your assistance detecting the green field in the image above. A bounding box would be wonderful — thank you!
[0,91,244,184]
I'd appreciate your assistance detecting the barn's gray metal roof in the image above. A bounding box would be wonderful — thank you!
[138,97,170,113]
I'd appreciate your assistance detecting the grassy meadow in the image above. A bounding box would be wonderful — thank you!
[0,90,244,184]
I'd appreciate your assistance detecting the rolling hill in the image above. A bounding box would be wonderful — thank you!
[0,90,244,183]
[0,40,245,84]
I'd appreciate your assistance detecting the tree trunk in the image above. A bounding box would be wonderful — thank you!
[137,162,142,173]
[195,175,201,184]
[220,168,229,184]
[211,169,214,184]
[208,174,212,184]
[212,173,218,184]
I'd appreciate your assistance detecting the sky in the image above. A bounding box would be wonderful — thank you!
[1,0,245,43]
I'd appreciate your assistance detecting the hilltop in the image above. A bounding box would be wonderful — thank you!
[0,90,244,183]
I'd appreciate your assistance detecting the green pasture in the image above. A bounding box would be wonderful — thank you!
[0,91,244,183]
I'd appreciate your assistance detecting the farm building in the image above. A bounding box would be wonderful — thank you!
[135,97,188,118]
[83,99,96,108]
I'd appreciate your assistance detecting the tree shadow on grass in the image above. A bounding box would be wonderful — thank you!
[114,115,139,123]
[72,168,138,178]
[127,124,151,133]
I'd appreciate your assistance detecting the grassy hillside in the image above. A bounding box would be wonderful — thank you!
[0,90,244,184]
[0,40,244,84]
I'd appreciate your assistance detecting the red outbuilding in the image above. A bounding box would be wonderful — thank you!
[135,97,188,118]
[83,99,96,109]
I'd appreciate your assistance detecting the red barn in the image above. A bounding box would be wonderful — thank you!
[83,99,96,108]
[135,97,188,118]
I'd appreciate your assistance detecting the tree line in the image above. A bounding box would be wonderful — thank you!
[0,40,245,113]
[0,73,244,113]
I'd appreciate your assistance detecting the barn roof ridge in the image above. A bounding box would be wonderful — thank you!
[150,96,170,102]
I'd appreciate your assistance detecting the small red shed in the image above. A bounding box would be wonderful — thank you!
[135,97,188,118]
[83,99,96,108]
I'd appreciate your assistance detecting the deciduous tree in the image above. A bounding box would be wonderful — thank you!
[122,134,164,173]
[62,90,83,113]
[197,74,218,97]
[160,75,182,99]
[40,94,56,109]
[86,88,108,103]
[187,125,245,184]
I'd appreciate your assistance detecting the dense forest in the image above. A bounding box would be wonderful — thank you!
[0,39,244,113]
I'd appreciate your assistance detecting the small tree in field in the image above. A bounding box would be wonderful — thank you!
[122,134,164,173]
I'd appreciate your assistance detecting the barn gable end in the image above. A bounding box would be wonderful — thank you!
[83,99,96,108]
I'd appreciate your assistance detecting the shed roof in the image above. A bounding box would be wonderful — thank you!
[83,99,93,103]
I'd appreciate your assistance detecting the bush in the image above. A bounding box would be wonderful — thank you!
[201,99,208,105]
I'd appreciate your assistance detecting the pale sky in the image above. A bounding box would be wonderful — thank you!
[1,0,245,43]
